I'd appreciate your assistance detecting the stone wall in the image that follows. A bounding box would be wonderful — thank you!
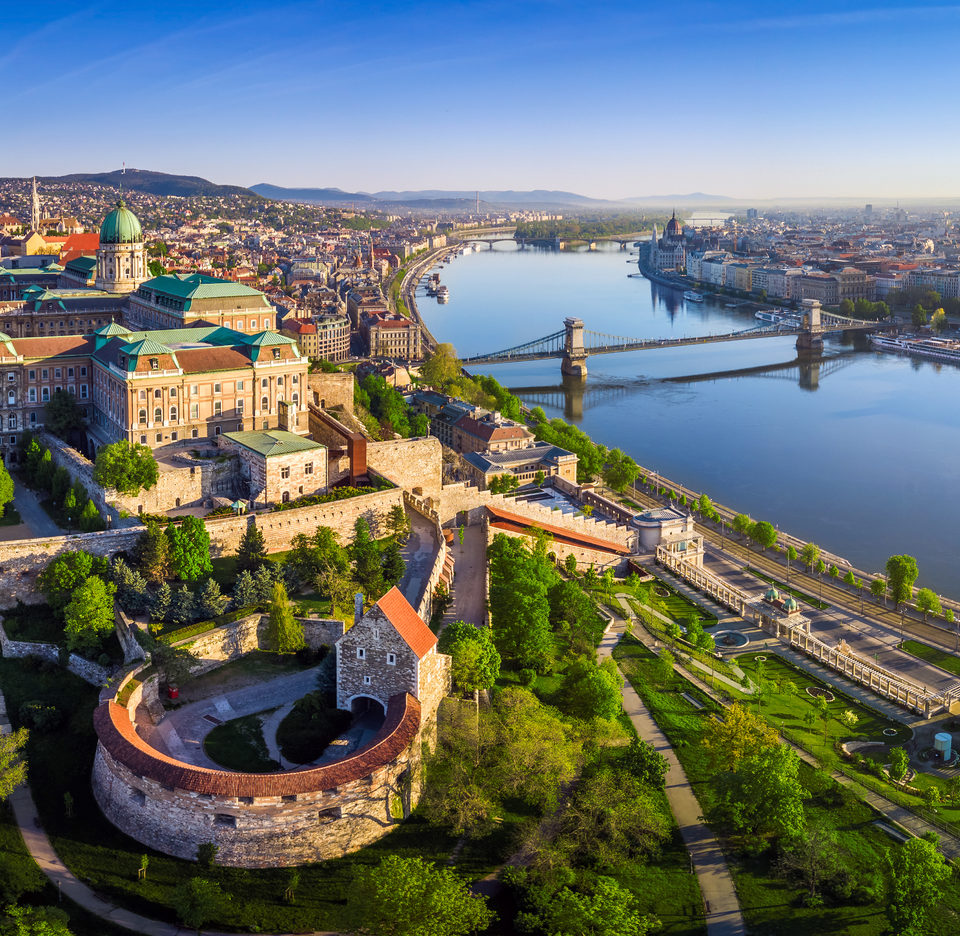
[176,613,344,675]
[0,487,404,603]
[92,690,425,867]
[307,372,355,413]
[366,437,442,502]
[483,518,625,575]
[0,619,111,685]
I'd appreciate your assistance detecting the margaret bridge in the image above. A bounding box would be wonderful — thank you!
[461,305,891,377]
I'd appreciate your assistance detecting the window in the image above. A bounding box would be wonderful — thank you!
[261,396,269,410]
[80,367,86,377]
[237,380,244,391]
[29,413,37,425]
[280,466,289,480]
[6,390,13,406]
[7,416,15,429]
[139,434,146,444]
[154,388,162,399]
[261,378,268,388]
[262,419,268,429]
[292,392,299,404]
[41,369,48,380]
[139,389,146,400]
[277,376,284,386]
[170,387,177,397]
[273,348,281,359]
[357,648,365,660]
[191,384,198,395]
[214,401,222,415]
[156,433,162,443]
[304,462,313,475]
[54,368,61,379]
[150,358,159,369]
[28,388,36,403]
[190,402,199,419]
[237,399,244,413]
[154,407,162,422]
[214,382,221,393]
[170,406,178,421]
[292,374,298,384]
[67,368,74,378]
[264,318,270,328]
[387,653,396,665]
[171,431,178,441]
[191,428,199,438]
[8,434,15,443]
[28,370,35,381]
[363,675,372,686]
[41,388,49,402]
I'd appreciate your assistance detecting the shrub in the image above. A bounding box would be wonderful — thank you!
[18,700,61,731]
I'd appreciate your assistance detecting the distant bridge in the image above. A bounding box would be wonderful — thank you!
[461,309,888,377]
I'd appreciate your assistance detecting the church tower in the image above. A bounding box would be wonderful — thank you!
[95,199,147,294]
[30,177,40,232]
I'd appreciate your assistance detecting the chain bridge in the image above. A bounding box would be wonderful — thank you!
[461,307,888,377]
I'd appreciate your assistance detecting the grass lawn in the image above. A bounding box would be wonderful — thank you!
[902,639,960,677]
[204,713,280,772]
[0,504,22,526]
[0,603,63,643]
[746,566,829,611]
[611,634,960,935]
[276,692,353,764]
[0,656,521,934]
[651,577,718,627]
[177,651,307,702]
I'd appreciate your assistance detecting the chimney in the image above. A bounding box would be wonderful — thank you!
[354,592,364,625]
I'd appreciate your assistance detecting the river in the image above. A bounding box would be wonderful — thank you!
[417,242,960,597]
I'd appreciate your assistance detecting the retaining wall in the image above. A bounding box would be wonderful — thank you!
[0,619,111,685]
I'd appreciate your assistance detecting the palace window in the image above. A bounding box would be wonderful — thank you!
[41,388,49,402]
[214,401,222,416]
[273,348,281,359]
[138,409,147,424]
[190,403,199,419]
[214,383,221,393]
[139,389,146,400]
[154,389,162,399]
[170,387,176,397]
[154,407,162,422]
[261,396,268,410]
[150,359,159,370]
[170,406,178,421]
[237,380,244,390]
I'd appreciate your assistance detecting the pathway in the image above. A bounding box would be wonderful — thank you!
[600,600,746,936]
[0,483,64,540]
[447,524,486,628]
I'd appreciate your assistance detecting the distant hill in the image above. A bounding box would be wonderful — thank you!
[33,169,255,198]
[250,184,374,204]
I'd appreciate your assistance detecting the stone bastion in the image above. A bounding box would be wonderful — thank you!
[92,668,424,867]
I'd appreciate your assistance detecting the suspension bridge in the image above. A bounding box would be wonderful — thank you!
[461,306,890,377]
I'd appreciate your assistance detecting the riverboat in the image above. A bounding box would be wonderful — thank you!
[683,290,704,302]
[437,285,450,303]
[869,333,960,364]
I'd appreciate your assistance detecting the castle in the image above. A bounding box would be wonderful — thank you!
[92,586,451,867]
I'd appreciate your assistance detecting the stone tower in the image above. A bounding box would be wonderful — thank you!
[95,199,148,294]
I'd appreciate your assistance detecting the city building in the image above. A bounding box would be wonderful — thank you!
[648,212,687,271]
[219,429,327,506]
[459,440,578,489]
[361,311,423,360]
[282,312,350,362]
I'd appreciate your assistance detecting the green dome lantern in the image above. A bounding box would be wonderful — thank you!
[99,199,142,244]
[764,586,780,602]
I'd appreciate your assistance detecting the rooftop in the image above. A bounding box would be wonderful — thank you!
[375,586,437,659]
[221,430,323,458]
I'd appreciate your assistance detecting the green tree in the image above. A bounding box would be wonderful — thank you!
[1,904,73,936]
[150,581,172,622]
[235,524,267,573]
[732,513,752,539]
[885,837,951,936]
[173,878,229,935]
[889,746,909,783]
[348,855,494,936]
[50,465,71,503]
[750,520,777,550]
[166,585,197,626]
[44,389,86,440]
[79,498,103,532]
[419,343,462,390]
[703,702,779,772]
[134,521,171,582]
[231,570,258,610]
[267,581,304,652]
[147,638,195,690]
[870,577,887,605]
[786,545,798,580]
[63,576,117,654]
[800,542,820,572]
[166,517,212,582]
[623,737,669,789]
[195,578,228,620]
[930,308,948,334]
[657,647,675,684]
[843,569,856,586]
[488,473,519,495]
[886,555,919,609]
[37,550,108,615]
[912,303,928,328]
[915,587,941,623]
[560,657,622,721]
[93,440,159,494]
[381,539,406,585]
[351,516,383,590]
[387,503,411,542]
[601,448,639,493]
[0,726,28,802]
[780,822,839,900]
[36,449,54,491]
[515,875,656,936]
[839,298,855,316]
[438,621,501,692]
[563,553,577,576]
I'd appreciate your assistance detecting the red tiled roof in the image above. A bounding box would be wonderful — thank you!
[376,586,437,659]
[62,232,99,252]
[454,414,530,443]
[94,691,420,797]
[11,336,94,359]
[486,504,629,555]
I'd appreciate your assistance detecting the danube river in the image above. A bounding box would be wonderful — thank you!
[419,243,960,596]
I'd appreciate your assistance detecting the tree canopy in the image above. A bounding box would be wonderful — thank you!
[93,441,159,494]
[438,621,501,692]
[44,389,86,440]
[63,575,117,654]
[886,554,919,607]
[885,837,951,936]
[166,517,212,582]
[37,550,108,615]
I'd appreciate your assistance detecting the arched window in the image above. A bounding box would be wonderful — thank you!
[292,393,299,404]
[170,406,178,421]
[154,389,162,399]
[154,407,162,422]
[277,376,284,386]
[261,396,269,410]
[138,408,147,424]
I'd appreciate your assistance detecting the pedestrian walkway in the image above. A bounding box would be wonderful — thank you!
[654,565,741,627]
[599,604,746,936]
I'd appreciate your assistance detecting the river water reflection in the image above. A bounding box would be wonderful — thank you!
[418,242,960,596]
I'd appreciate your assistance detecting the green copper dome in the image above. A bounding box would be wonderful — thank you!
[99,199,142,244]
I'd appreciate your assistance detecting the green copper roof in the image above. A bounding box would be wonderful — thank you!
[100,199,142,244]
[94,322,132,337]
[139,272,267,302]
[65,256,97,274]
[243,330,293,346]
[118,338,174,358]
[222,430,322,458]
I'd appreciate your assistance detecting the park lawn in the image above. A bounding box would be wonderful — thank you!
[902,639,960,678]
[651,578,718,627]
[746,566,829,611]
[0,657,519,933]
[611,634,960,935]
[208,551,291,589]
[204,713,280,773]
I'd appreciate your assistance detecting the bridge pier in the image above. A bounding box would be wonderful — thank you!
[795,332,823,352]
[561,355,588,378]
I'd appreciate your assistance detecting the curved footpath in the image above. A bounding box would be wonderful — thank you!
[599,599,746,936]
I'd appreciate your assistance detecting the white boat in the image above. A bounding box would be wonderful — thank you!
[755,310,779,323]
[437,285,450,304]
[870,333,960,363]
[683,290,704,302]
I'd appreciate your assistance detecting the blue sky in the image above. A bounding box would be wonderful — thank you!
[5,1,960,199]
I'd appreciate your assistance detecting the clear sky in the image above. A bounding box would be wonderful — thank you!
[5,0,960,200]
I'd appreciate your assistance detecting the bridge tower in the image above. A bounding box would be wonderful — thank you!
[562,316,588,378]
[796,299,823,352]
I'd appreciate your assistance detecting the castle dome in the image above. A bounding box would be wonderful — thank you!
[99,199,142,244]
[666,211,682,238]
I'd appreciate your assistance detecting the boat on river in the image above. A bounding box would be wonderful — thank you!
[870,333,960,364]
[683,290,704,302]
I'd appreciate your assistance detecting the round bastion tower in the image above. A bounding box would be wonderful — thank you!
[95,199,147,294]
